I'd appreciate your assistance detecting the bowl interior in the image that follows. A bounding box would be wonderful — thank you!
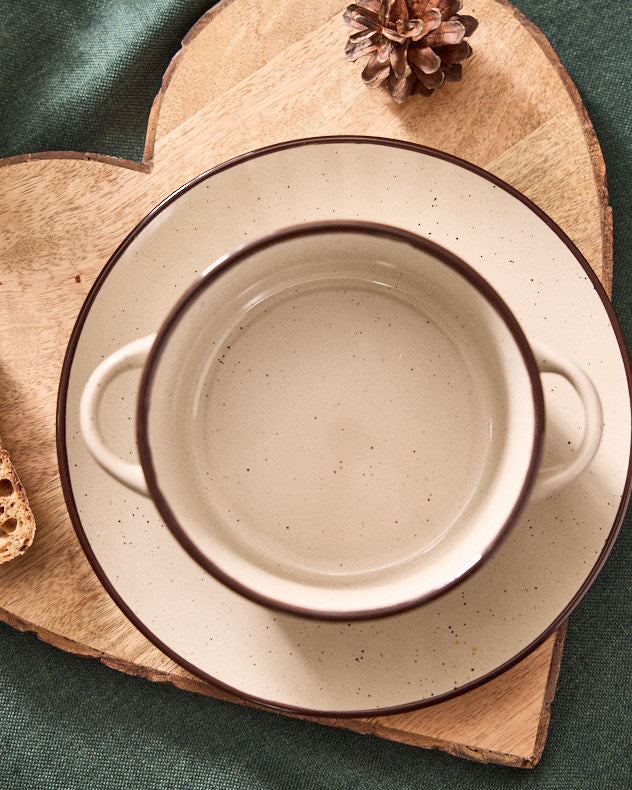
[140,224,540,618]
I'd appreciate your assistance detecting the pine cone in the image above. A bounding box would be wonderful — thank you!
[344,0,478,103]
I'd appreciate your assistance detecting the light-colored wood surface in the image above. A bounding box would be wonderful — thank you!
[0,0,611,768]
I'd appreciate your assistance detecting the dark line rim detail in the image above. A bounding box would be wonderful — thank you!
[56,135,632,718]
[135,218,544,620]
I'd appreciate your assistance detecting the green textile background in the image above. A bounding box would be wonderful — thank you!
[1,1,631,787]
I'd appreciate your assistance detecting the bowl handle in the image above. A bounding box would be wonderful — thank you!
[79,335,155,496]
[529,340,603,501]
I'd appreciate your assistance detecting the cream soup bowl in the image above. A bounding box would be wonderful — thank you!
[80,221,602,619]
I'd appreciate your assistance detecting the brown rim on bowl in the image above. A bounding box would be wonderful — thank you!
[135,219,545,621]
[56,136,632,717]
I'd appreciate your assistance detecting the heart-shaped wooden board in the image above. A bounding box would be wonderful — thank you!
[0,0,611,767]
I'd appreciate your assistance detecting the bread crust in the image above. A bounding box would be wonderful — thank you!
[0,448,35,563]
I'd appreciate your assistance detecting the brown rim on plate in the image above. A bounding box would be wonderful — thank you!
[135,219,545,620]
[56,135,632,717]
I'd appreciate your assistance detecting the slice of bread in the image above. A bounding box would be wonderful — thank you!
[0,448,35,563]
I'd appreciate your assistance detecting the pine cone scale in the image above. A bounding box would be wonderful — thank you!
[408,45,441,74]
[343,6,373,30]
[389,71,414,103]
[442,61,462,81]
[419,66,445,90]
[432,0,463,16]
[362,56,391,86]
[390,39,409,78]
[419,9,443,34]
[459,15,479,35]
[423,20,466,47]
[435,40,472,63]
[381,27,407,43]
[346,33,379,63]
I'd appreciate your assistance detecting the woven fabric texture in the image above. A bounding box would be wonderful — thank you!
[0,1,631,787]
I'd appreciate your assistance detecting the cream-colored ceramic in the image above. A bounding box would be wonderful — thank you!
[58,138,631,714]
[79,221,602,619]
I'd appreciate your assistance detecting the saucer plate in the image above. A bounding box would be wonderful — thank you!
[58,137,632,715]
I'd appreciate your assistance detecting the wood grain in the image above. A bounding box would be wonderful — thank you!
[0,0,611,767]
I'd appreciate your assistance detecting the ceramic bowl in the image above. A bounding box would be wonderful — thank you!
[79,220,602,619]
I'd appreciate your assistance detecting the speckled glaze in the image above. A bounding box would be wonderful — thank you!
[59,137,632,715]
[135,222,545,619]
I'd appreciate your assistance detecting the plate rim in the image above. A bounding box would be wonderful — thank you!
[56,134,632,717]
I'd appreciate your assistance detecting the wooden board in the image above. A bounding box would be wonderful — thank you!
[0,0,611,768]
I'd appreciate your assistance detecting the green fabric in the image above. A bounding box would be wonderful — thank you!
[1,1,631,786]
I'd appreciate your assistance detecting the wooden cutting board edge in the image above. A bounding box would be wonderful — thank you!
[0,601,567,768]
[0,0,612,769]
